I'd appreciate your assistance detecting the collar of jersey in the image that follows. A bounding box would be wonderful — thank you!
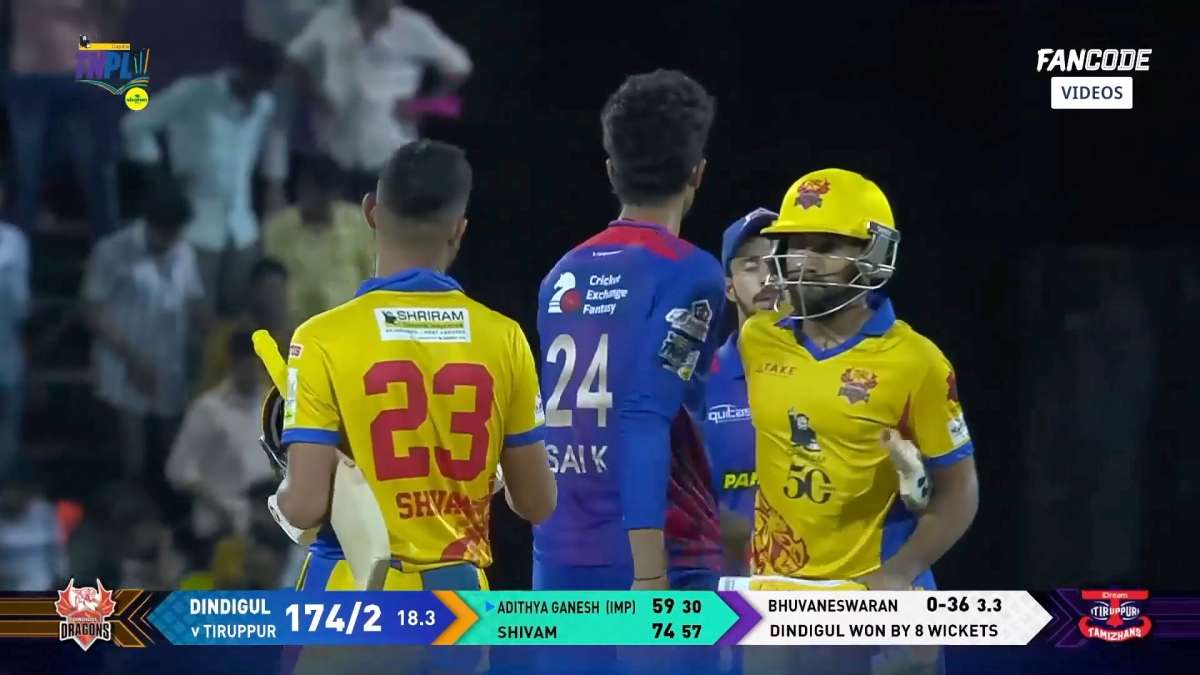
[717,331,745,380]
[354,268,463,297]
[608,218,673,235]
[777,292,896,361]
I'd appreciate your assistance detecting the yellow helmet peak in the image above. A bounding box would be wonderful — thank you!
[763,168,895,240]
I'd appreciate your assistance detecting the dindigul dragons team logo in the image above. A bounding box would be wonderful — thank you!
[794,178,831,209]
[56,579,116,651]
[837,368,878,404]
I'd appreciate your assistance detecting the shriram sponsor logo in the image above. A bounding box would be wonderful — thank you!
[376,307,471,342]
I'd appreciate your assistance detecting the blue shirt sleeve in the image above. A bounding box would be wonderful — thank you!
[617,251,725,530]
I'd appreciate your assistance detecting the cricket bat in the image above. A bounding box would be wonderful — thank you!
[330,454,392,590]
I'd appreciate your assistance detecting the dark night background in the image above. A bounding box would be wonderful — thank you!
[9,0,1200,598]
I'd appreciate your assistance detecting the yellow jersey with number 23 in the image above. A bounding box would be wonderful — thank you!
[281,269,545,573]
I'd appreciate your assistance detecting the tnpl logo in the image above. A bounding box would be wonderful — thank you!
[75,37,150,98]
[1078,589,1152,642]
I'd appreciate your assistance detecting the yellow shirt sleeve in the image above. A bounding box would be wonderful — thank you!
[503,324,545,447]
[280,325,342,447]
[904,350,973,469]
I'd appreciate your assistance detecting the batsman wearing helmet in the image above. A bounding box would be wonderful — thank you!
[741,168,978,592]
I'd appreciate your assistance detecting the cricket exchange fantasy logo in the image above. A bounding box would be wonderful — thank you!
[1078,589,1152,642]
[56,579,116,651]
[75,35,150,110]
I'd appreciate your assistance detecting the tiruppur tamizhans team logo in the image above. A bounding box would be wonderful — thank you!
[1078,589,1152,642]
[75,34,150,111]
[55,579,116,651]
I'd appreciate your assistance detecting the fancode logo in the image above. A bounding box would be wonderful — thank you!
[1036,49,1151,72]
[1036,49,1148,110]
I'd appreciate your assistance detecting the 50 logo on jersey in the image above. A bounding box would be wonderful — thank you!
[783,461,832,503]
[783,409,833,503]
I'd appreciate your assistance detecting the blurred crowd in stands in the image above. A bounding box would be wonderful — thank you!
[0,0,470,591]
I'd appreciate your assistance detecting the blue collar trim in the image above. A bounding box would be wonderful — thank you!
[776,293,897,361]
[354,268,463,298]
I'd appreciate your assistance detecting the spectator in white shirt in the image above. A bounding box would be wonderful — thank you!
[287,0,472,197]
[81,178,207,502]
[121,40,287,315]
[167,330,275,554]
[0,180,30,478]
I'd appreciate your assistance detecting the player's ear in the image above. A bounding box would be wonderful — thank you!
[362,191,378,231]
[452,217,468,247]
[689,159,707,190]
[725,277,737,303]
[605,159,616,188]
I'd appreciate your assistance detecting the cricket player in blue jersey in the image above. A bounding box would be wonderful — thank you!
[693,208,779,575]
[534,70,725,591]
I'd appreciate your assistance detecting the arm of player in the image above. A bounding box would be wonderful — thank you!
[275,330,343,529]
[617,255,725,587]
[501,442,555,524]
[499,325,556,524]
[859,357,979,590]
[275,442,339,529]
[881,457,978,586]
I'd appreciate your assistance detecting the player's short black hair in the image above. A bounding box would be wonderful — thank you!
[249,257,288,283]
[296,154,344,192]
[601,69,716,205]
[142,178,192,232]
[228,329,255,360]
[378,140,472,222]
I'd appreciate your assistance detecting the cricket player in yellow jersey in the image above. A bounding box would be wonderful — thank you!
[269,140,557,591]
[742,168,979,592]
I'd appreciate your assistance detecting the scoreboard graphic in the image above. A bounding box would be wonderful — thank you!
[3,585,1197,650]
